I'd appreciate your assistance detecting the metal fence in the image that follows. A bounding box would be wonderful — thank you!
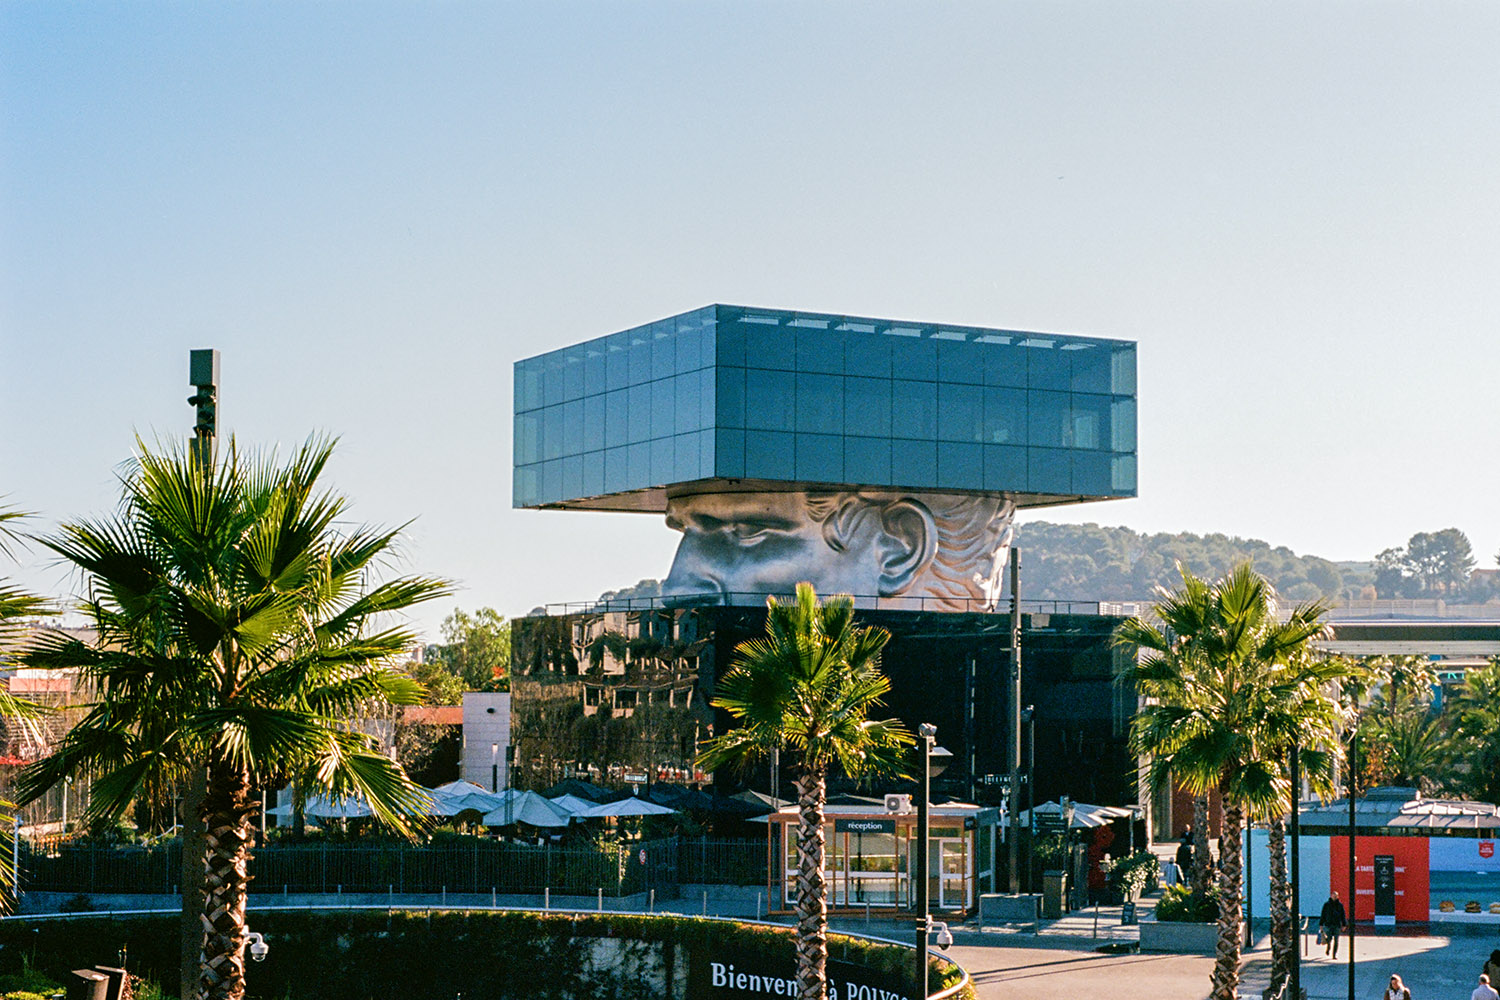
[19,836,767,897]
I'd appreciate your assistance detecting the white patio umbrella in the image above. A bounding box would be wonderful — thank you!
[481,790,574,828]
[430,781,506,816]
[264,794,375,820]
[1019,800,1139,829]
[577,796,678,818]
[549,793,603,817]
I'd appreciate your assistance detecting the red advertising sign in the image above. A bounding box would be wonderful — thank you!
[1481,842,1495,859]
[1330,835,1430,923]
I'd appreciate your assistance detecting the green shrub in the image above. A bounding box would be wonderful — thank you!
[1105,850,1160,897]
[1154,883,1219,923]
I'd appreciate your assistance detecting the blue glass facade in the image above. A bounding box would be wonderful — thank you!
[514,305,1137,510]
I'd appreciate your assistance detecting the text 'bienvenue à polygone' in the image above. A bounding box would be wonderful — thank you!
[710,963,910,1000]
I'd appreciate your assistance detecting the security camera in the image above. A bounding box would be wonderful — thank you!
[933,922,953,951]
[246,932,268,963]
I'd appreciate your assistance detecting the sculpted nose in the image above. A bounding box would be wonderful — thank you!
[661,538,724,606]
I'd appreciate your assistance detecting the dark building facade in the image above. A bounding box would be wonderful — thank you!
[509,603,1138,810]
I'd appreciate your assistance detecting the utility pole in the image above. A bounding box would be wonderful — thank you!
[1007,548,1022,894]
[180,348,219,1000]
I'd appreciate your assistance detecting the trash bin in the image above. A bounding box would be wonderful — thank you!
[1042,870,1067,919]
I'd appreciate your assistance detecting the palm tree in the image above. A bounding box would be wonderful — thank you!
[0,505,49,912]
[696,583,912,1000]
[14,437,448,1000]
[1117,562,1331,1000]
[1450,660,1500,805]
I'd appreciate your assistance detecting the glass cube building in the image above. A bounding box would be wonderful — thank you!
[513,304,1137,511]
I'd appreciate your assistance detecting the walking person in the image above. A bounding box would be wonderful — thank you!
[1474,974,1498,1000]
[1384,974,1411,1000]
[1319,890,1347,958]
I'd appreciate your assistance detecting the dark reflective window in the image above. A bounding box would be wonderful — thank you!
[583,346,606,396]
[627,442,650,485]
[541,405,563,461]
[1072,451,1110,494]
[844,377,891,438]
[674,433,700,481]
[647,320,672,380]
[714,310,745,367]
[795,433,842,482]
[605,390,628,449]
[937,339,985,386]
[676,315,701,372]
[794,321,841,374]
[1027,390,1069,448]
[673,374,698,436]
[845,436,891,484]
[1028,447,1071,493]
[562,350,585,401]
[938,383,983,442]
[1112,454,1137,493]
[651,378,675,440]
[891,438,936,486]
[890,336,937,381]
[743,320,791,371]
[983,342,1028,388]
[716,367,746,428]
[543,353,565,407]
[745,369,795,432]
[795,373,843,434]
[1069,394,1111,450]
[697,368,715,427]
[698,430,714,479]
[562,455,583,499]
[844,334,891,378]
[745,430,794,480]
[937,441,982,490]
[515,362,543,411]
[606,333,630,392]
[1070,344,1111,394]
[623,327,649,384]
[581,452,604,497]
[582,395,605,453]
[716,428,745,478]
[1026,343,1069,390]
[983,444,1026,491]
[605,447,629,494]
[651,437,674,484]
[892,380,937,439]
[562,400,583,453]
[627,384,651,445]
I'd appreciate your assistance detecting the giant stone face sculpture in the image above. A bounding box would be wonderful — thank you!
[661,491,1016,611]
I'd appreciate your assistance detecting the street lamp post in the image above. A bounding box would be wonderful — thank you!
[1021,705,1035,893]
[913,724,951,1000]
[1290,743,1301,1000]
[1347,728,1356,1000]
[491,742,499,793]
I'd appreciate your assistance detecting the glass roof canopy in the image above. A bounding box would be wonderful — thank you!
[514,304,1137,512]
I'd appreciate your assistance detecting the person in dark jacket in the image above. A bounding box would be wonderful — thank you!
[1175,829,1193,881]
[1319,891,1347,957]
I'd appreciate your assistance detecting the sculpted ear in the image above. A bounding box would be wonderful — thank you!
[876,499,938,596]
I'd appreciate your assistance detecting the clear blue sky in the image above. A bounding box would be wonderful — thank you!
[5,3,1498,639]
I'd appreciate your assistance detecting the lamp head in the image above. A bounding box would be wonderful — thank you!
[918,722,938,739]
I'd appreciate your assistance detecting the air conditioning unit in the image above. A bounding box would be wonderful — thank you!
[884,794,913,815]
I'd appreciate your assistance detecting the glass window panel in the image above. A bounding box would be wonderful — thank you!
[795,373,843,434]
[891,380,937,440]
[713,308,743,367]
[562,350,585,401]
[581,451,604,497]
[1111,345,1137,396]
[627,326,652,384]
[697,367,715,428]
[514,413,539,465]
[515,362,543,411]
[562,455,584,498]
[604,447,629,494]
[584,346,607,396]
[982,387,1026,444]
[844,334,891,378]
[890,336,937,381]
[698,310,717,369]
[845,436,891,484]
[937,339,985,386]
[543,354,565,406]
[541,405,564,461]
[795,323,842,374]
[674,433,701,481]
[745,369,796,432]
[514,464,539,506]
[1112,454,1138,494]
[651,437,674,484]
[743,319,790,371]
[627,442,651,486]
[744,430,795,480]
[673,373,699,436]
[627,384,651,445]
[1069,394,1110,450]
[983,342,1027,388]
[795,433,843,482]
[606,333,630,392]
[716,428,745,478]
[716,367,746,428]
[699,429,714,479]
[1072,450,1110,495]
[1111,397,1136,453]
[1027,344,1069,390]
[675,314,701,372]
[541,460,563,502]
[1028,447,1071,493]
[937,384,983,442]
[605,389,628,449]
[891,439,936,487]
[651,378,675,440]
[562,399,583,455]
[937,442,982,490]
[583,395,605,453]
[651,319,676,380]
[1027,390,1069,448]
[844,377,892,438]
[1070,344,1111,394]
[983,444,1027,491]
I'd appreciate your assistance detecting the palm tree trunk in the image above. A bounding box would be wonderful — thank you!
[1267,813,1292,997]
[1192,795,1212,897]
[196,761,258,1000]
[793,772,828,1000]
[1211,801,1244,1000]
